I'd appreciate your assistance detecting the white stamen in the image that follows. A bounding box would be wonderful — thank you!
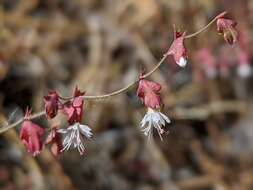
[140,108,171,140]
[177,57,187,67]
[58,123,93,155]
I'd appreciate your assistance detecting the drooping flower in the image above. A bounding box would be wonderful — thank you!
[45,127,63,157]
[58,123,92,155]
[137,78,162,109]
[216,12,238,45]
[44,91,61,119]
[166,27,187,67]
[137,78,171,140]
[20,109,45,156]
[63,87,85,124]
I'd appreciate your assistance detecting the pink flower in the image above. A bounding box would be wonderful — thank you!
[45,127,63,157]
[63,87,85,124]
[166,27,187,67]
[216,12,238,45]
[137,77,162,109]
[20,110,45,156]
[44,91,61,119]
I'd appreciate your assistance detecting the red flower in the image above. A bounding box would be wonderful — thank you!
[44,91,61,119]
[63,87,85,124]
[20,110,45,156]
[167,27,187,67]
[216,12,238,45]
[45,128,63,157]
[137,77,162,109]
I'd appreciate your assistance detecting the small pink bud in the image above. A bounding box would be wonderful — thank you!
[44,91,61,119]
[137,77,162,109]
[216,13,238,45]
[45,127,63,157]
[20,109,45,156]
[63,86,85,124]
[167,27,187,67]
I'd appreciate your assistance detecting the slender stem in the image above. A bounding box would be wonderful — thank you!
[0,12,224,133]
[0,111,46,134]
[185,11,226,39]
[83,54,169,100]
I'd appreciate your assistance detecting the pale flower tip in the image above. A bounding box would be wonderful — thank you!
[237,64,251,78]
[177,57,187,67]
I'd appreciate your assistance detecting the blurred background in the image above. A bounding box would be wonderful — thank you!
[0,0,253,189]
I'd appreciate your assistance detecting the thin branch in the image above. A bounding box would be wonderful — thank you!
[0,111,45,134]
[185,11,226,39]
[0,12,224,133]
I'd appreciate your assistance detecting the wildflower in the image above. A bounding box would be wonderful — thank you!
[137,78,171,140]
[63,87,85,124]
[137,78,162,109]
[216,12,238,45]
[44,91,61,119]
[45,127,63,157]
[20,109,45,156]
[166,27,187,67]
[140,108,171,140]
[58,123,92,155]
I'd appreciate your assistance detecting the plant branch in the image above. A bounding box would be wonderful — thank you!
[185,11,226,39]
[0,12,223,133]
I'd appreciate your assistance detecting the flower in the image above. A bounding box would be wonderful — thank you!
[137,78,162,109]
[58,123,92,155]
[20,109,45,156]
[45,128,63,157]
[44,91,61,119]
[216,12,238,45]
[166,27,187,67]
[63,87,85,124]
[140,108,171,140]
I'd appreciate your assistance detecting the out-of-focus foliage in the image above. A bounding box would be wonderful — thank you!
[0,0,253,189]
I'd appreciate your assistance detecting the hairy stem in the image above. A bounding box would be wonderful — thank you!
[0,111,46,134]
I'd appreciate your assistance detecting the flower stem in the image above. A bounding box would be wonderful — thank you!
[0,111,46,134]
[0,12,224,133]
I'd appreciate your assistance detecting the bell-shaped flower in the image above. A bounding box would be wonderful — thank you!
[216,12,238,45]
[137,78,171,140]
[137,78,162,109]
[44,91,61,119]
[63,87,85,124]
[45,127,63,157]
[20,110,45,156]
[166,28,187,67]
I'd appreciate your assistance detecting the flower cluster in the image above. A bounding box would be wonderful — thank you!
[17,11,241,157]
[20,87,92,157]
